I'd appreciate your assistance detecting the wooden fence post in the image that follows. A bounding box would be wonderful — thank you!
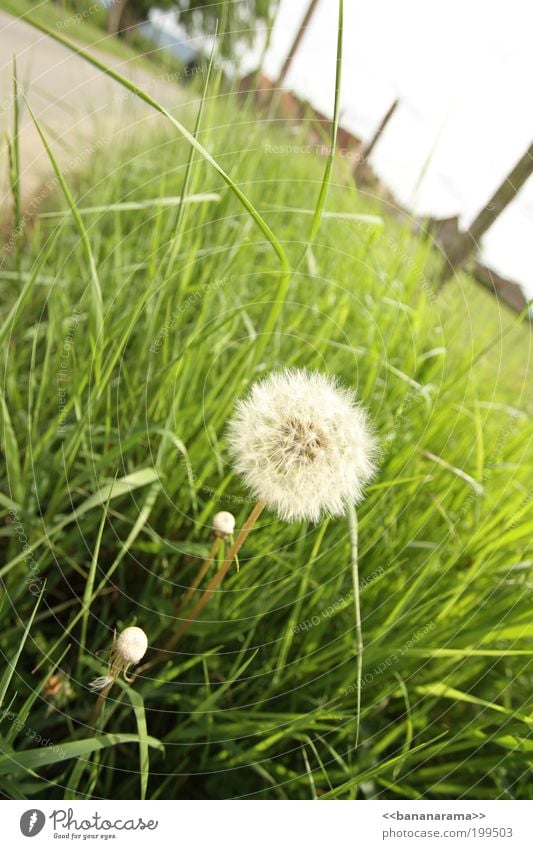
[353,98,399,179]
[275,0,321,89]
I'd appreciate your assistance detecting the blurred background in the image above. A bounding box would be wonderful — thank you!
[139,0,533,297]
[2,0,531,307]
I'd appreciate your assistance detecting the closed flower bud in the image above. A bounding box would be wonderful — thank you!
[213,510,235,539]
[89,626,148,691]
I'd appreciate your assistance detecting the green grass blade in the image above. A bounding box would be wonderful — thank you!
[78,479,116,671]
[37,193,221,218]
[23,97,104,381]
[116,680,155,801]
[0,584,45,708]
[0,390,23,505]
[305,0,344,247]
[0,733,163,776]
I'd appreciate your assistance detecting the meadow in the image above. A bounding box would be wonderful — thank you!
[0,18,532,800]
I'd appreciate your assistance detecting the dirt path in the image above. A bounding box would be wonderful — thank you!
[0,10,187,206]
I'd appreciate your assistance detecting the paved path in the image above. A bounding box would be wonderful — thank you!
[0,10,187,206]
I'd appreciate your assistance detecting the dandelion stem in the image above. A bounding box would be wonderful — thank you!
[170,499,265,647]
[347,502,362,748]
[177,536,222,613]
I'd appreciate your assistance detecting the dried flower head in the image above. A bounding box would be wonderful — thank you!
[213,510,235,539]
[227,369,377,523]
[89,626,148,691]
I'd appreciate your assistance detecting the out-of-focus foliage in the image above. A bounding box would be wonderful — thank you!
[106,0,278,56]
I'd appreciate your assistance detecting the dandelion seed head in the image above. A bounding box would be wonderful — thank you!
[227,368,377,523]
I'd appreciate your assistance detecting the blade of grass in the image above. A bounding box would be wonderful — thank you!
[0,583,45,709]
[0,468,159,582]
[162,21,218,279]
[303,0,344,250]
[23,97,104,382]
[0,226,62,349]
[347,503,362,748]
[78,477,116,673]
[7,57,22,273]
[37,193,221,218]
[0,733,163,776]
[0,390,23,506]
[115,679,154,801]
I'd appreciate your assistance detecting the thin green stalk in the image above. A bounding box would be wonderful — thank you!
[166,500,265,649]
[9,58,22,274]
[162,23,218,280]
[78,480,116,676]
[177,535,222,613]
[304,0,343,249]
[0,583,45,709]
[347,502,362,748]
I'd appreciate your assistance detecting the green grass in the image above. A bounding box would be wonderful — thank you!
[0,15,532,801]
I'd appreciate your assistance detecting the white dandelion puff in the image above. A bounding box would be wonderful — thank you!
[227,368,377,523]
[89,626,148,691]
[212,510,235,539]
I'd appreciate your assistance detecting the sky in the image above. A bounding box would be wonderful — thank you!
[239,0,533,296]
[151,0,532,296]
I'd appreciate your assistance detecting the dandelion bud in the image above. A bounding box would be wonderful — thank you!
[89,626,148,691]
[114,626,148,665]
[213,510,235,539]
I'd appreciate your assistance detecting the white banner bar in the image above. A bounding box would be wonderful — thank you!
[2,800,532,848]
